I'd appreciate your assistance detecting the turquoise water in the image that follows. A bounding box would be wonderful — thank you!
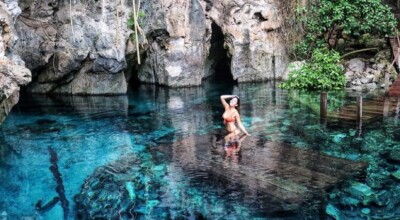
[0,82,399,219]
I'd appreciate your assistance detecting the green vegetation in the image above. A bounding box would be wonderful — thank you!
[295,0,397,59]
[127,0,147,64]
[127,11,145,42]
[280,0,397,91]
[280,48,345,91]
[127,11,146,29]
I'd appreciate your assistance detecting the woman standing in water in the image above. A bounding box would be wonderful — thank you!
[220,95,250,144]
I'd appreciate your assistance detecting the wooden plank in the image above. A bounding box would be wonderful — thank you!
[327,96,400,123]
[343,105,397,112]
[342,108,384,115]
[330,111,376,120]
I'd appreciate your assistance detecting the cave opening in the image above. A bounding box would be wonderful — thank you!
[204,22,234,85]
[128,68,141,89]
[126,52,147,90]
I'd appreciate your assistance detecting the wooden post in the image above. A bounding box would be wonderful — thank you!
[396,99,400,123]
[272,80,276,104]
[397,99,400,114]
[385,70,390,94]
[357,96,362,136]
[320,92,327,126]
[397,48,400,70]
[383,97,390,117]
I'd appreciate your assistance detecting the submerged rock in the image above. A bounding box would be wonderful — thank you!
[361,207,371,215]
[391,170,400,181]
[388,150,400,163]
[339,196,360,206]
[366,172,390,189]
[326,204,342,220]
[74,153,166,219]
[344,181,375,205]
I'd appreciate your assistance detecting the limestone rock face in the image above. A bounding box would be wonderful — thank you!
[134,0,207,86]
[130,0,288,86]
[0,0,32,123]
[207,0,287,82]
[14,0,129,94]
[15,0,288,90]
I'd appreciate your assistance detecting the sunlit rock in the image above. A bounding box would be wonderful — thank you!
[14,0,130,94]
[11,0,289,90]
[0,0,32,123]
[347,58,366,73]
[130,0,288,87]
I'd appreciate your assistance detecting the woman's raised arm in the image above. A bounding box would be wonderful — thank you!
[220,95,237,109]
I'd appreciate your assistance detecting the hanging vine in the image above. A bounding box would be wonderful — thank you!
[128,0,147,64]
[132,0,140,64]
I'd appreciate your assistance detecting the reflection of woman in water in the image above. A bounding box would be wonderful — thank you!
[220,95,250,144]
[224,134,247,166]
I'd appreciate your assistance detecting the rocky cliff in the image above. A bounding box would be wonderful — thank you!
[0,0,31,123]
[14,0,130,94]
[11,0,287,94]
[133,0,288,86]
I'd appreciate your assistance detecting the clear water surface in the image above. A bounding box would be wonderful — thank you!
[1,81,399,219]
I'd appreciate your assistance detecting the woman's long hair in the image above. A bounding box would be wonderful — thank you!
[233,96,240,114]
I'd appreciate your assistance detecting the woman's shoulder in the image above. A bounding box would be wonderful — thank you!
[232,109,239,115]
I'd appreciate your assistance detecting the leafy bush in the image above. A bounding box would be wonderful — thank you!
[280,48,345,91]
[295,0,397,59]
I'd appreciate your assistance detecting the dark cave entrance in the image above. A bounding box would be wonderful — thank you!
[126,52,147,90]
[204,22,234,84]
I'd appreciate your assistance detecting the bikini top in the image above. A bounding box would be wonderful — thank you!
[223,112,236,123]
